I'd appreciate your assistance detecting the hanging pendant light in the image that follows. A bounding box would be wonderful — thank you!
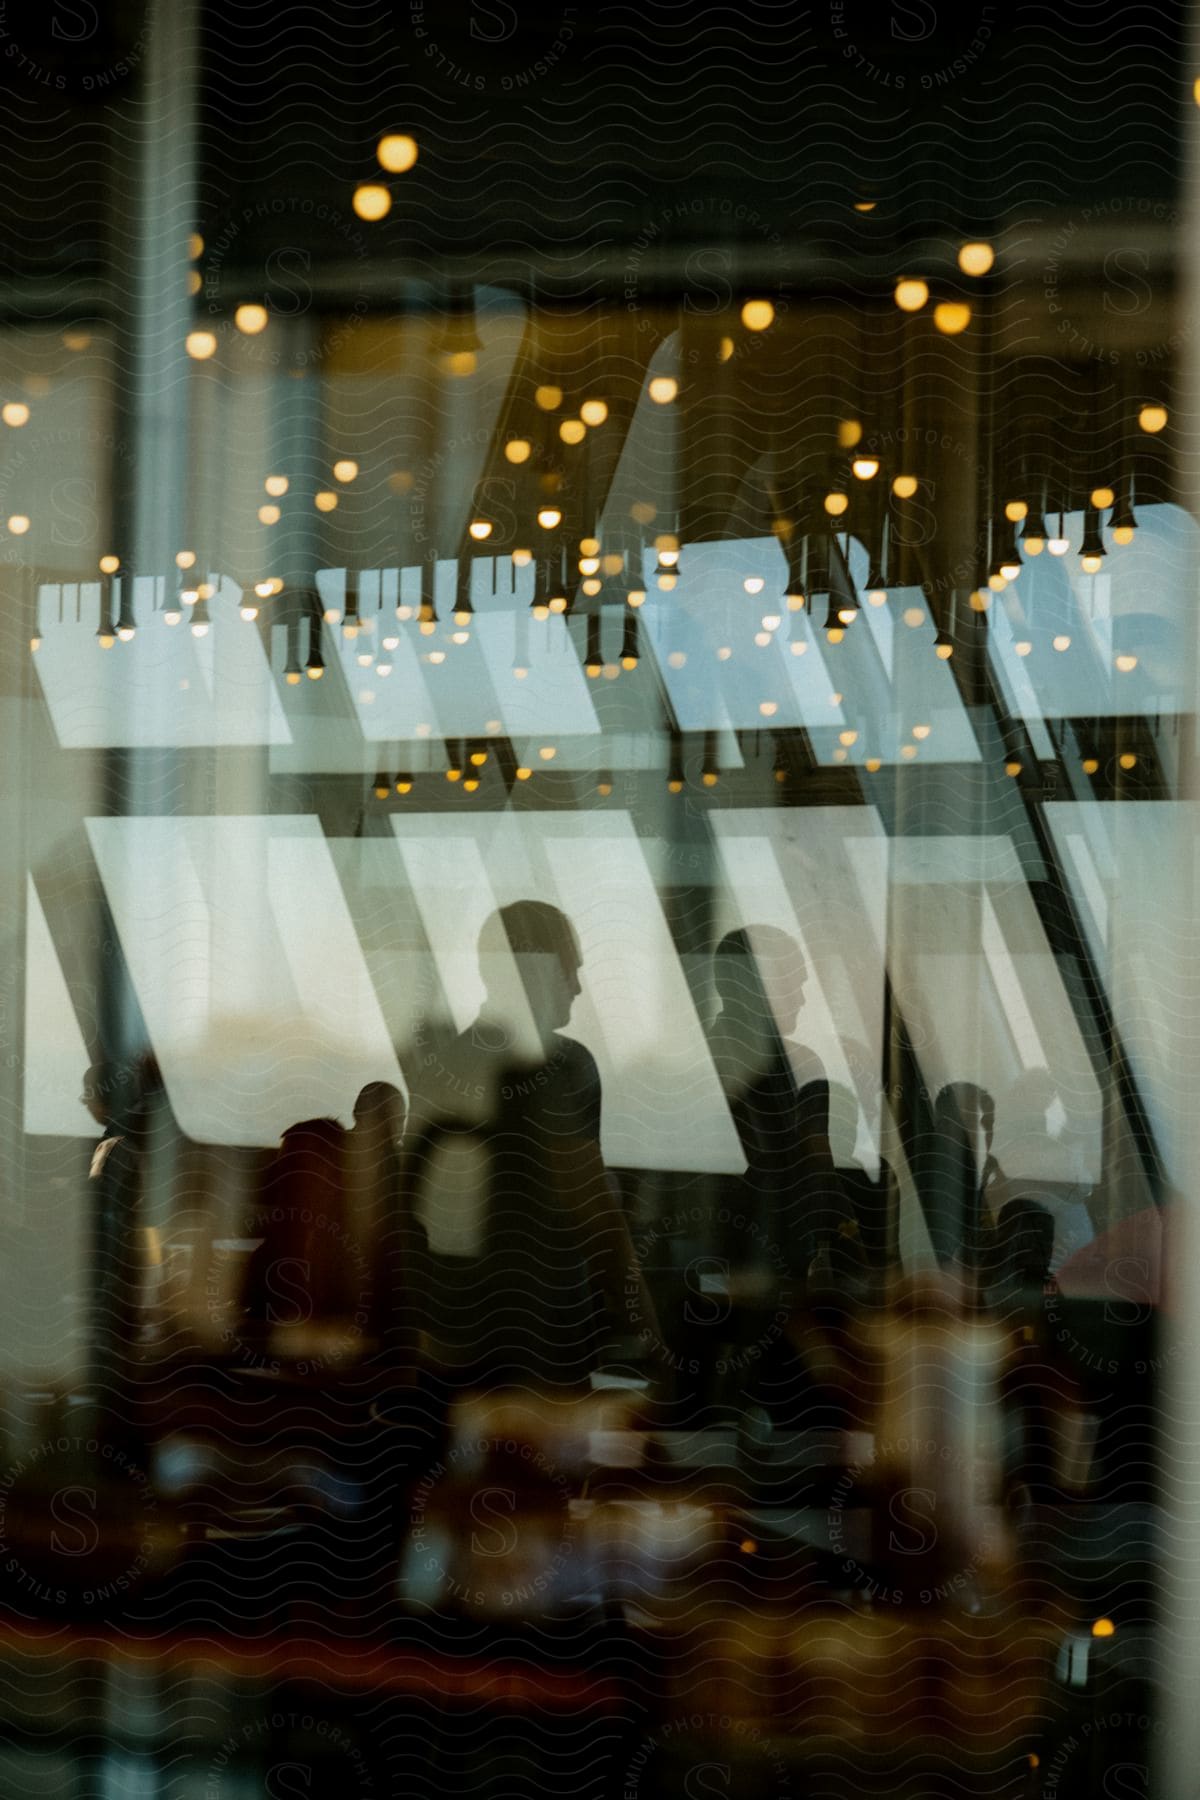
[783,533,807,610]
[283,619,302,684]
[620,612,639,669]
[342,570,361,638]
[418,560,438,636]
[433,282,482,377]
[1079,506,1106,575]
[584,613,602,677]
[305,609,325,679]
[453,557,474,628]
[996,520,1023,582]
[95,579,116,649]
[1111,476,1138,545]
[864,511,889,605]
[667,731,684,794]
[553,544,572,617]
[115,576,137,642]
[655,531,680,590]
[701,731,719,788]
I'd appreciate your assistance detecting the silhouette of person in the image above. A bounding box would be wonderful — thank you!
[349,1081,430,1361]
[919,1082,1007,1272]
[403,901,651,1388]
[238,1118,368,1362]
[708,927,847,1272]
[82,1060,124,1180]
[992,1196,1057,1302]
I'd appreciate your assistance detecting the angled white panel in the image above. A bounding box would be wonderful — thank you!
[88,815,403,1145]
[23,876,100,1139]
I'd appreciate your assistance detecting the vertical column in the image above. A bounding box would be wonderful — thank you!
[1158,16,1200,1791]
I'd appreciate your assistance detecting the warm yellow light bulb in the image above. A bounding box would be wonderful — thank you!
[1115,653,1138,672]
[7,514,29,535]
[352,184,392,221]
[957,241,994,276]
[892,474,918,499]
[186,331,217,360]
[1005,500,1028,522]
[377,133,418,173]
[469,518,493,540]
[1118,753,1137,771]
[838,419,863,449]
[894,278,929,312]
[1024,535,1044,557]
[265,475,288,497]
[505,438,531,463]
[648,375,678,404]
[315,491,338,512]
[2,402,30,427]
[258,504,280,525]
[235,303,268,335]
[560,418,586,444]
[1113,524,1135,545]
[1091,485,1114,508]
[99,554,120,574]
[535,385,562,410]
[537,506,562,529]
[934,301,971,335]
[580,399,608,425]
[1139,404,1168,433]
[852,456,879,480]
[333,459,359,483]
[741,298,775,331]
[824,491,849,516]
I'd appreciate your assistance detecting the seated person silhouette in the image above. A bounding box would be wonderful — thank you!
[238,1118,368,1367]
[708,926,847,1273]
[404,901,651,1390]
[349,1081,430,1363]
[990,1197,1057,1310]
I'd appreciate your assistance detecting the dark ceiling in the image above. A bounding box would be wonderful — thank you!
[0,1,1187,295]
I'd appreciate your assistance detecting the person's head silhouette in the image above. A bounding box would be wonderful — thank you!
[477,901,583,1048]
[713,926,808,1038]
[935,1082,996,1156]
[353,1081,407,1140]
